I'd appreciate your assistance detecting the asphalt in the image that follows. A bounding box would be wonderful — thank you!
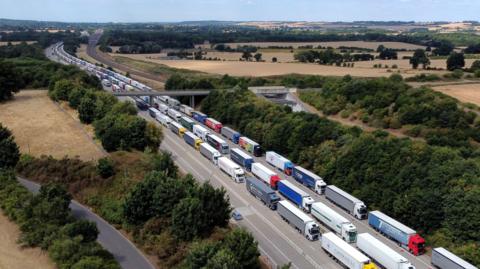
[17,177,155,269]
[50,43,435,269]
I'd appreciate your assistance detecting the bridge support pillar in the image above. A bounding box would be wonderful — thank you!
[190,96,195,108]
[149,96,154,107]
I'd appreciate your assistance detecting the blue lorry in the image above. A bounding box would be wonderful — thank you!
[192,111,208,124]
[230,148,254,171]
[221,127,241,144]
[292,166,327,194]
[277,180,315,213]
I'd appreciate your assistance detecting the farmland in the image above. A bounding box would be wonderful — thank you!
[0,90,106,161]
[432,83,480,106]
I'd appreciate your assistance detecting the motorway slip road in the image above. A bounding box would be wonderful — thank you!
[18,177,155,269]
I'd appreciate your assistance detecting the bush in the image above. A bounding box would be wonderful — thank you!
[96,157,115,178]
[475,70,480,78]
[0,124,20,169]
[451,69,464,79]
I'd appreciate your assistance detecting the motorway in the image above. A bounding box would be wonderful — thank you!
[18,177,155,269]
[50,43,434,269]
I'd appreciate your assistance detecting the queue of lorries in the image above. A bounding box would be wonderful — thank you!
[53,42,478,269]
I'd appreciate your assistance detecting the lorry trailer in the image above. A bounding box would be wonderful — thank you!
[218,157,245,183]
[230,148,254,171]
[221,127,241,144]
[325,185,367,220]
[251,163,281,189]
[192,111,208,123]
[311,202,357,243]
[277,180,314,212]
[431,248,477,269]
[167,108,182,122]
[156,113,172,127]
[277,200,320,241]
[157,103,169,114]
[239,137,262,157]
[193,124,210,141]
[179,116,195,132]
[368,211,425,256]
[206,134,229,154]
[199,143,221,165]
[179,104,194,116]
[357,233,415,269]
[266,151,294,175]
[169,121,186,137]
[245,177,280,210]
[292,166,327,194]
[134,97,149,111]
[321,232,377,269]
[183,131,202,150]
[205,118,223,133]
[148,107,161,118]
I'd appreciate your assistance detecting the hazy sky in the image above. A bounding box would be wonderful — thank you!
[1,0,478,23]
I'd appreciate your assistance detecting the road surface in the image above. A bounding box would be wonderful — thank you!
[17,177,155,269]
[50,43,434,269]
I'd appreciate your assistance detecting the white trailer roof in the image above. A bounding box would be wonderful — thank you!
[322,232,370,263]
[434,248,477,269]
[312,202,349,223]
[280,180,309,197]
[370,211,416,235]
[231,148,252,159]
[294,166,322,181]
[279,200,313,223]
[328,185,364,204]
[358,233,409,263]
[267,151,291,163]
[207,118,221,125]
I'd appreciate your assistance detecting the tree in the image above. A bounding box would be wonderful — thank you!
[145,122,162,150]
[253,53,262,62]
[184,241,218,269]
[409,49,430,69]
[110,101,137,116]
[68,87,86,109]
[148,151,178,177]
[376,45,385,53]
[470,60,480,71]
[205,249,240,269]
[223,228,260,269]
[96,157,115,178]
[171,197,203,241]
[433,41,455,56]
[447,52,465,71]
[61,220,99,243]
[51,79,75,101]
[94,92,118,120]
[196,183,231,231]
[0,124,20,169]
[241,51,252,61]
[0,60,22,101]
[378,49,398,60]
[272,57,277,63]
[78,96,96,124]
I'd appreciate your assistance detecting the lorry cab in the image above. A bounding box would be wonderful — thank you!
[234,167,245,183]
[409,235,425,256]
[306,222,320,241]
[269,193,281,210]
[315,180,327,194]
[342,223,357,243]
[355,203,368,219]
[303,196,315,213]
[362,261,378,269]
[212,152,221,165]
[193,139,202,150]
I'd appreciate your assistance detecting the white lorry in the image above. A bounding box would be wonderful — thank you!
[321,232,376,269]
[311,202,357,243]
[218,157,245,183]
[199,143,221,165]
[193,124,210,142]
[357,233,415,269]
[156,113,172,127]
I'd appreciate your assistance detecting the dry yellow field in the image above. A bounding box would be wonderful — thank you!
[0,212,55,269]
[432,83,480,105]
[0,90,106,161]
[197,41,426,50]
[128,57,443,78]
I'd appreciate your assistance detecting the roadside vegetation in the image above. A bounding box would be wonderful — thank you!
[299,75,480,149]
[201,88,480,265]
[0,127,119,269]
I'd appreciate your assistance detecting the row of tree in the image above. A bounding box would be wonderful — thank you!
[0,129,119,269]
[300,75,480,149]
[294,49,374,64]
[200,88,480,265]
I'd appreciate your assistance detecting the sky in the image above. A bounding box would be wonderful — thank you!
[0,0,479,23]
